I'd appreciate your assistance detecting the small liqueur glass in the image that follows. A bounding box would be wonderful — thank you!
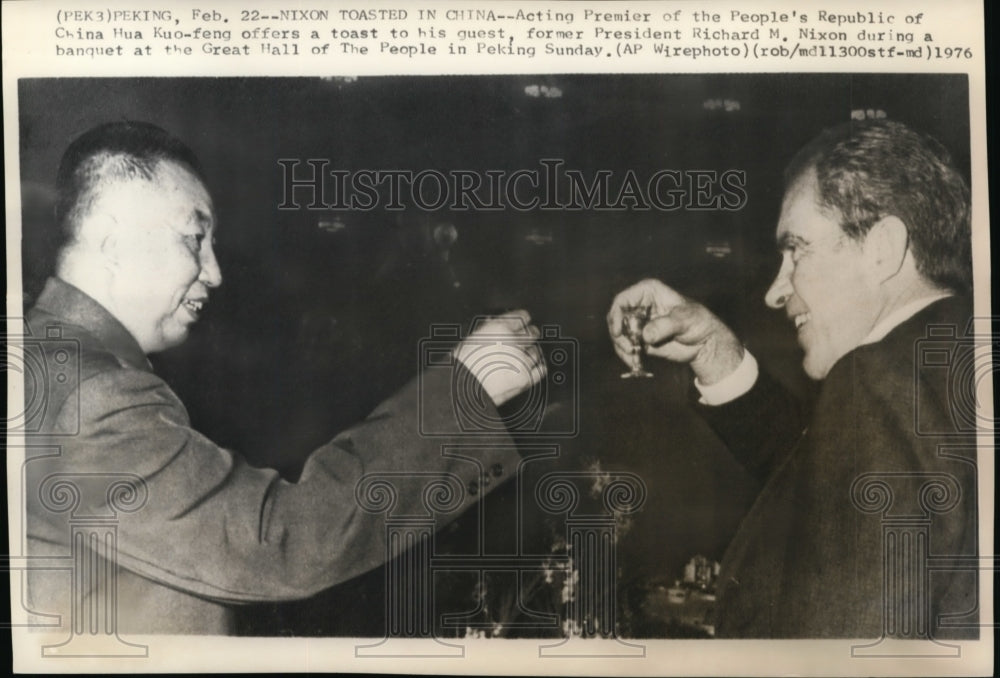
[621,305,653,379]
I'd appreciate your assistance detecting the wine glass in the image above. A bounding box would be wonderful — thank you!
[620,304,653,379]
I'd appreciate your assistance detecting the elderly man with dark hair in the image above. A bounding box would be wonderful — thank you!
[26,121,545,634]
[609,120,978,638]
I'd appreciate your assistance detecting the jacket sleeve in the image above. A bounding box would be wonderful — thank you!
[28,361,522,603]
[693,369,807,484]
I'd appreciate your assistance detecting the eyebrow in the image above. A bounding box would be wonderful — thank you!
[776,232,808,251]
[192,208,214,229]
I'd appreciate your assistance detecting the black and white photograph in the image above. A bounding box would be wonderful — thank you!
[4,1,992,676]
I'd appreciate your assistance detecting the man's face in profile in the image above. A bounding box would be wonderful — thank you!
[102,160,222,353]
[764,171,881,379]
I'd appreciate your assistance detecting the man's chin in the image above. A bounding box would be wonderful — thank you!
[801,353,832,381]
[150,325,192,353]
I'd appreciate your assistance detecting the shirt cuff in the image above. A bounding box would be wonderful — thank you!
[694,349,759,406]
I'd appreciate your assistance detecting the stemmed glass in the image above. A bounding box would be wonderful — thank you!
[620,305,653,379]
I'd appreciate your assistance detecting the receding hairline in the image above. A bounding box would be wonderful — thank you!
[57,156,216,267]
[72,154,213,222]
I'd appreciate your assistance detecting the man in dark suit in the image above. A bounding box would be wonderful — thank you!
[608,120,979,638]
[24,121,545,634]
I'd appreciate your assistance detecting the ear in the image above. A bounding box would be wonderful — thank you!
[91,214,124,270]
[863,215,909,283]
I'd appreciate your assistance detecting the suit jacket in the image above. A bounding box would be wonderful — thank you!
[700,296,979,638]
[24,277,522,634]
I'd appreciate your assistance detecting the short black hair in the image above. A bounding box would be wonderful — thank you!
[784,120,972,294]
[55,121,205,239]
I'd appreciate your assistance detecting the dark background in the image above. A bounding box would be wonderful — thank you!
[18,74,971,636]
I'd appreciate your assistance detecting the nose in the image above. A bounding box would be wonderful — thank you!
[199,242,223,288]
[765,256,793,309]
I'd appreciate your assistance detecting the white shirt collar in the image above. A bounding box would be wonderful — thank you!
[860,292,952,346]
